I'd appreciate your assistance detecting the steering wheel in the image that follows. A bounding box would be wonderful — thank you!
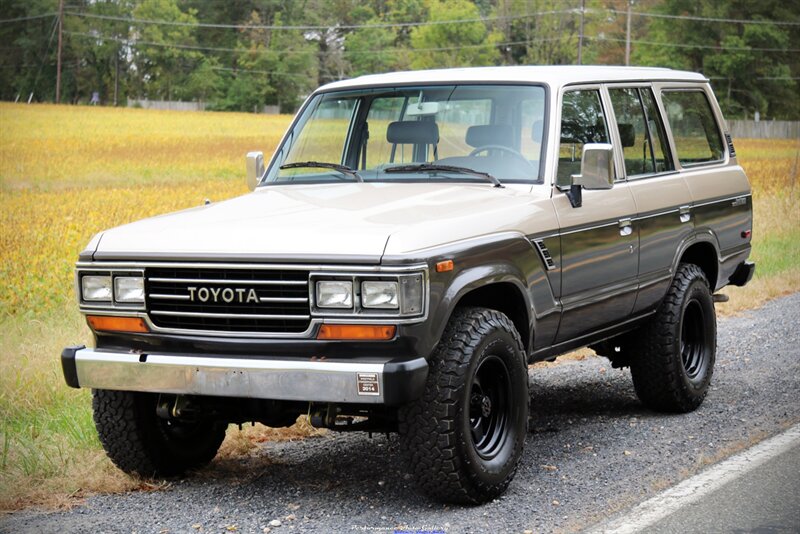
[468,145,536,173]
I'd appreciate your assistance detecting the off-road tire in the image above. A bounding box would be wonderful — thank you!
[398,307,529,504]
[92,389,227,477]
[630,263,717,413]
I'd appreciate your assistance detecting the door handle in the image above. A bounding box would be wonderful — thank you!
[619,218,633,237]
[679,205,691,223]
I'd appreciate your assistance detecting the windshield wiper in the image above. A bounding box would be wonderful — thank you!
[280,161,364,182]
[384,164,503,188]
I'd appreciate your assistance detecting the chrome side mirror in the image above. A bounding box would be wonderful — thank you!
[246,151,264,191]
[567,143,614,208]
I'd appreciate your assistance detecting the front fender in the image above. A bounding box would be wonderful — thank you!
[389,232,560,359]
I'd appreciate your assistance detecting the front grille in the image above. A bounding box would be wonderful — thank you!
[145,267,311,333]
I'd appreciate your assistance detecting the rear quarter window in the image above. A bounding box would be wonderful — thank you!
[661,90,725,166]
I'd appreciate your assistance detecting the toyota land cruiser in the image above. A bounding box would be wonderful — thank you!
[62,66,755,504]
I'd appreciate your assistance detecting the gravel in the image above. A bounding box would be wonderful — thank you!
[3,293,799,534]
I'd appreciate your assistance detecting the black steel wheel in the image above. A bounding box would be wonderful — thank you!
[680,300,711,382]
[398,307,528,504]
[630,263,717,413]
[469,355,512,460]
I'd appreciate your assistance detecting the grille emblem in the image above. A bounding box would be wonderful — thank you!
[187,286,259,304]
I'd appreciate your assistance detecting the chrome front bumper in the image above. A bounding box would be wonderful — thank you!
[61,347,427,405]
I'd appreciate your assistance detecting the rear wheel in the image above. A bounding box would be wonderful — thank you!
[398,307,528,504]
[93,389,227,477]
[630,263,716,412]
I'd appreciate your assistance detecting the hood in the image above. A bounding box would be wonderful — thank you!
[92,182,550,263]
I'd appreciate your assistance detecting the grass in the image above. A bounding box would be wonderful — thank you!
[0,102,798,511]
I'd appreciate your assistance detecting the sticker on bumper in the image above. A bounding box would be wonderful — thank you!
[357,373,380,396]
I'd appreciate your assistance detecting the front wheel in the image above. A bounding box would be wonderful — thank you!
[92,390,227,477]
[398,307,529,504]
[630,263,717,413]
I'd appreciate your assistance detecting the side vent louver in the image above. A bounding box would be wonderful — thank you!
[533,239,556,271]
[725,133,736,157]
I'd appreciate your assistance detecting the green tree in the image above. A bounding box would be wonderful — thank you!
[185,56,223,103]
[264,24,318,112]
[410,0,501,69]
[345,21,397,75]
[132,0,200,100]
[632,0,799,119]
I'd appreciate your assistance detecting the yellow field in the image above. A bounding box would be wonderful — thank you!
[1,104,292,316]
[0,102,797,510]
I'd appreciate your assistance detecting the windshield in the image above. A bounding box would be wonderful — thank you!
[264,84,546,185]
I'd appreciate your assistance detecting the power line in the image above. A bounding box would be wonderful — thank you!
[0,13,57,24]
[66,29,800,57]
[64,7,800,31]
[588,35,800,53]
[65,30,566,57]
[64,9,573,31]
[606,8,800,27]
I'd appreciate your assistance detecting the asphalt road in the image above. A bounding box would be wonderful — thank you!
[643,434,800,534]
[3,292,799,534]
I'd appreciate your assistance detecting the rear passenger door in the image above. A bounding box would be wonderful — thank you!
[606,85,693,314]
[659,87,752,280]
[553,87,639,343]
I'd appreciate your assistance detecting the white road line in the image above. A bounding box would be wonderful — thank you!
[585,423,800,534]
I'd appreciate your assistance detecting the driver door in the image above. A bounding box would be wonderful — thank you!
[553,87,639,343]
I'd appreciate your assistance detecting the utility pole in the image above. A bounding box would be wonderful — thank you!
[577,0,585,65]
[114,50,119,106]
[56,0,63,103]
[625,0,633,66]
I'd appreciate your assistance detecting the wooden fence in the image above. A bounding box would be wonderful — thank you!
[127,99,280,114]
[727,120,800,140]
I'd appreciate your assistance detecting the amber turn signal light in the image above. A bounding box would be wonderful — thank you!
[436,260,454,272]
[87,315,149,333]
[317,324,396,340]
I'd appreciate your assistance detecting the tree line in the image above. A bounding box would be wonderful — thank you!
[1,0,798,118]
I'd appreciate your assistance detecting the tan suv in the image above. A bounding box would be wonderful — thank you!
[62,66,754,504]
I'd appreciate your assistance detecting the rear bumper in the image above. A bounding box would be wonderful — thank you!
[61,346,427,406]
[729,261,756,287]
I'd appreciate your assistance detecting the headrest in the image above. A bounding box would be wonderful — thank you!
[618,123,636,147]
[465,124,514,148]
[387,121,439,145]
[531,120,544,144]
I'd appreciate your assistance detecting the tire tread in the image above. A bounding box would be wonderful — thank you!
[398,307,527,504]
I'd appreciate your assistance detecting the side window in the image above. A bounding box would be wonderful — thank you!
[557,89,608,186]
[609,88,653,176]
[661,90,724,166]
[608,87,674,177]
[640,89,672,172]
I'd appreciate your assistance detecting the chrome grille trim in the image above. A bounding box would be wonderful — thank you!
[145,266,311,334]
[147,293,308,304]
[151,310,311,320]
[147,277,307,286]
[77,261,430,338]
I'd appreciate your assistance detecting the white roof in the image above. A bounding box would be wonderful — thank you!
[319,65,707,92]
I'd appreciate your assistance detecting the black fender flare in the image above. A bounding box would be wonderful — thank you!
[670,230,722,290]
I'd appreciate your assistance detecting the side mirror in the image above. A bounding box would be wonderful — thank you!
[246,151,264,191]
[566,143,614,208]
